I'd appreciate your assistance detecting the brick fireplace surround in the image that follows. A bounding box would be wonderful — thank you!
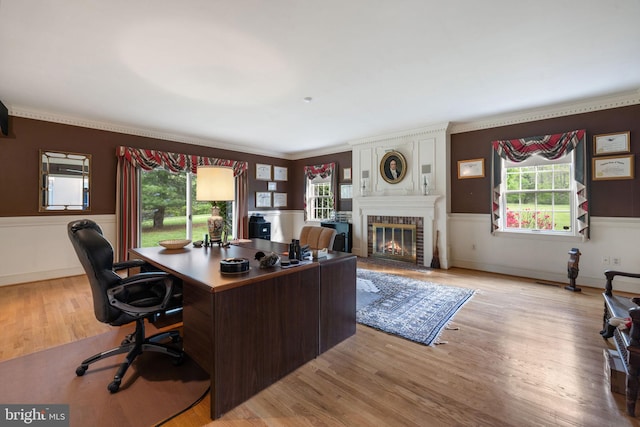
[355,195,439,268]
[367,216,423,265]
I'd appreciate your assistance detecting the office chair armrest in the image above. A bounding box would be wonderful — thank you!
[112,259,147,272]
[107,272,175,315]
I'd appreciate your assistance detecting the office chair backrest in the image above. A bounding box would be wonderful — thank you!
[68,219,124,324]
[299,226,337,250]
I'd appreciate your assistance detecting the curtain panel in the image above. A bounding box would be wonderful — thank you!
[490,129,589,239]
[115,146,249,261]
[303,162,336,221]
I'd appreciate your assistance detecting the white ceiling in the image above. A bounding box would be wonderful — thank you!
[1,1,639,158]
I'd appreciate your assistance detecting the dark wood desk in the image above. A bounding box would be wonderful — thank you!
[129,242,356,419]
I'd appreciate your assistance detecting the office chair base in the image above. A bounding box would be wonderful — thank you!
[75,319,184,393]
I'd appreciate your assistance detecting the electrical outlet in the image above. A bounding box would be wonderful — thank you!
[612,257,621,266]
[602,256,610,265]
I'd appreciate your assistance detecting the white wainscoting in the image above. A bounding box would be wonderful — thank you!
[0,215,116,286]
[449,213,640,293]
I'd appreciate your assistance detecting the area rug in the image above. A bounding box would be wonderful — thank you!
[356,269,475,345]
[0,326,209,427]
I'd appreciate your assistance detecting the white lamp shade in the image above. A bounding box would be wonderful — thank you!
[196,166,235,201]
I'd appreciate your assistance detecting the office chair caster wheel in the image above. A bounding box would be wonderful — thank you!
[108,380,120,393]
[76,365,87,376]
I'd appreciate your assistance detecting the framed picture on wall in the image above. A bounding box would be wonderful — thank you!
[592,155,634,180]
[457,158,485,179]
[340,184,352,199]
[593,131,630,156]
[273,192,287,207]
[256,192,271,207]
[343,167,352,181]
[274,166,288,181]
[267,181,277,191]
[256,164,271,181]
[379,151,407,184]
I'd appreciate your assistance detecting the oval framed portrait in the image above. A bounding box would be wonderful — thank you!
[380,151,407,184]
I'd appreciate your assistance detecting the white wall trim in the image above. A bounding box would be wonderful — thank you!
[450,90,640,134]
[448,213,640,293]
[347,122,450,147]
[0,214,116,287]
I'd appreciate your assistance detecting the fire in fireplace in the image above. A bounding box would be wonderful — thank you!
[371,223,417,263]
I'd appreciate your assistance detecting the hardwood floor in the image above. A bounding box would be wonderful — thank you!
[1,263,637,426]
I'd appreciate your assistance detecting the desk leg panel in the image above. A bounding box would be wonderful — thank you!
[182,283,214,376]
[320,255,357,353]
[211,266,320,419]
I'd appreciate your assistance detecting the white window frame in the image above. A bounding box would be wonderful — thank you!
[498,152,578,237]
[306,175,334,221]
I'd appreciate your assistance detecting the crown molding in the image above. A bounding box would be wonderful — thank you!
[8,106,289,159]
[449,90,640,134]
[288,142,352,160]
[348,122,450,147]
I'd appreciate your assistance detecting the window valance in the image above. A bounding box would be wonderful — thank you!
[492,129,585,162]
[116,146,248,176]
[304,162,335,180]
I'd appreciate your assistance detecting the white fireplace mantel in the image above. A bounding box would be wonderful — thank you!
[357,194,440,212]
[354,194,441,267]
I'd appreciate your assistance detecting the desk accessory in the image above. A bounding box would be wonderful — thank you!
[159,239,191,249]
[220,258,250,274]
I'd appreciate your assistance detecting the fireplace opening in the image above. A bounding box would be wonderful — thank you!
[371,223,417,263]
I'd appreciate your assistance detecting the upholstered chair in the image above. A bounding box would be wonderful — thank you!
[299,225,337,250]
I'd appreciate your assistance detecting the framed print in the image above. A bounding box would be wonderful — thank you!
[458,158,485,179]
[592,155,634,180]
[593,131,630,156]
[273,192,287,207]
[379,151,407,184]
[267,181,277,191]
[256,164,271,181]
[274,166,288,181]
[343,167,352,181]
[340,184,353,199]
[256,191,271,207]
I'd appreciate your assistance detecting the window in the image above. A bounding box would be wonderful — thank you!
[501,155,573,233]
[139,168,218,246]
[306,180,334,221]
[491,129,589,239]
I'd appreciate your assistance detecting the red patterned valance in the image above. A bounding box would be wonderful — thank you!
[492,129,585,162]
[116,146,248,176]
[304,162,335,180]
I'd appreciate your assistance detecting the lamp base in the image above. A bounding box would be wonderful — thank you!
[207,205,224,242]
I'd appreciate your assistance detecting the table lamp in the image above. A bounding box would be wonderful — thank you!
[196,166,235,243]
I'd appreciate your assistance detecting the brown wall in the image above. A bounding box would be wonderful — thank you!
[0,116,351,217]
[450,104,640,217]
[292,152,353,212]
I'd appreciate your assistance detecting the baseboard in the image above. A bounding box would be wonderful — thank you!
[0,267,85,287]
[449,258,631,292]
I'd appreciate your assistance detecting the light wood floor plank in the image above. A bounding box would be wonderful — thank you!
[0,264,637,426]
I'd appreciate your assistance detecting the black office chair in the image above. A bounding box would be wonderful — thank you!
[67,219,184,393]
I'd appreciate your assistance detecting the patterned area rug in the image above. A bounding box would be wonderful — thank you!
[356,269,475,345]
